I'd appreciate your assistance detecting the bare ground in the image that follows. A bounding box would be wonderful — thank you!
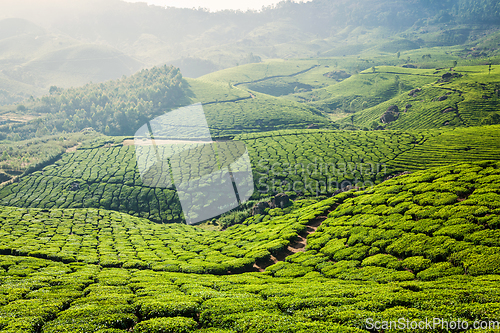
[123,139,212,146]
[66,143,81,153]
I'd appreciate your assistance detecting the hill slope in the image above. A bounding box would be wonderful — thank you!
[343,65,500,129]
[1,125,499,222]
[266,160,500,281]
[0,161,498,332]
[0,18,143,101]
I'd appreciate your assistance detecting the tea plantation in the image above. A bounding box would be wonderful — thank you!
[0,161,498,332]
[344,65,500,130]
[266,160,500,281]
[1,125,500,223]
[0,197,333,272]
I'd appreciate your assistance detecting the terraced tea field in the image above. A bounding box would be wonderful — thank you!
[0,162,498,332]
[2,254,499,333]
[1,4,500,332]
[0,198,332,272]
[346,66,500,130]
[265,161,500,281]
[1,125,500,222]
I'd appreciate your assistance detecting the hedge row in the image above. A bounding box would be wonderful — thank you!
[263,161,500,282]
[0,256,499,332]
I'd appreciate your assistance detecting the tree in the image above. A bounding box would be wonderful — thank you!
[396,51,401,59]
[49,86,61,95]
[244,53,262,64]
[452,60,458,68]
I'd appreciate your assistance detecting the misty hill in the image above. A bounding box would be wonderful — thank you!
[0,18,143,104]
[3,64,329,140]
[0,0,498,105]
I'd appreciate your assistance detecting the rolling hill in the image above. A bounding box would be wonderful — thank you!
[0,0,498,103]
[0,161,497,332]
[1,125,499,223]
[0,18,143,103]
[0,1,498,331]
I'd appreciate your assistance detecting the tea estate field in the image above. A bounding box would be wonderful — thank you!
[0,161,498,332]
[1,125,499,223]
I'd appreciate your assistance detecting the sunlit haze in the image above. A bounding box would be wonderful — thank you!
[123,0,308,11]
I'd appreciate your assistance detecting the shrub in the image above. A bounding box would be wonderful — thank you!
[133,317,197,333]
[416,262,463,281]
[464,230,500,247]
[401,256,432,273]
[320,238,347,257]
[137,300,199,319]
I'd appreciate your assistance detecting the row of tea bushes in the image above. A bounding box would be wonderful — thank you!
[264,161,500,282]
[2,125,500,221]
[0,198,332,274]
[0,255,499,332]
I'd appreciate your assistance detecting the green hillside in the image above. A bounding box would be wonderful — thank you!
[5,65,187,139]
[187,79,329,137]
[0,161,498,332]
[288,66,440,114]
[343,65,500,130]
[1,125,499,223]
[266,160,500,281]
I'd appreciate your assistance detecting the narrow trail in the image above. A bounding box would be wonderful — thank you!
[252,208,334,272]
[65,143,81,153]
[233,65,319,87]
[359,71,439,78]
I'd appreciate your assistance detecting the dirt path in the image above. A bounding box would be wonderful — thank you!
[252,208,333,272]
[123,139,212,146]
[66,143,81,153]
[233,65,319,87]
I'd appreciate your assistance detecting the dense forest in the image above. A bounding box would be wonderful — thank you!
[4,66,186,138]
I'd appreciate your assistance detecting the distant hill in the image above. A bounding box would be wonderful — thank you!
[0,18,143,104]
[0,0,498,104]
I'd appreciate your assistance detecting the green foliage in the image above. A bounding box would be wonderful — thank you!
[264,161,500,282]
[0,253,495,332]
[346,66,500,131]
[133,317,197,333]
[13,66,186,138]
[0,198,331,273]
